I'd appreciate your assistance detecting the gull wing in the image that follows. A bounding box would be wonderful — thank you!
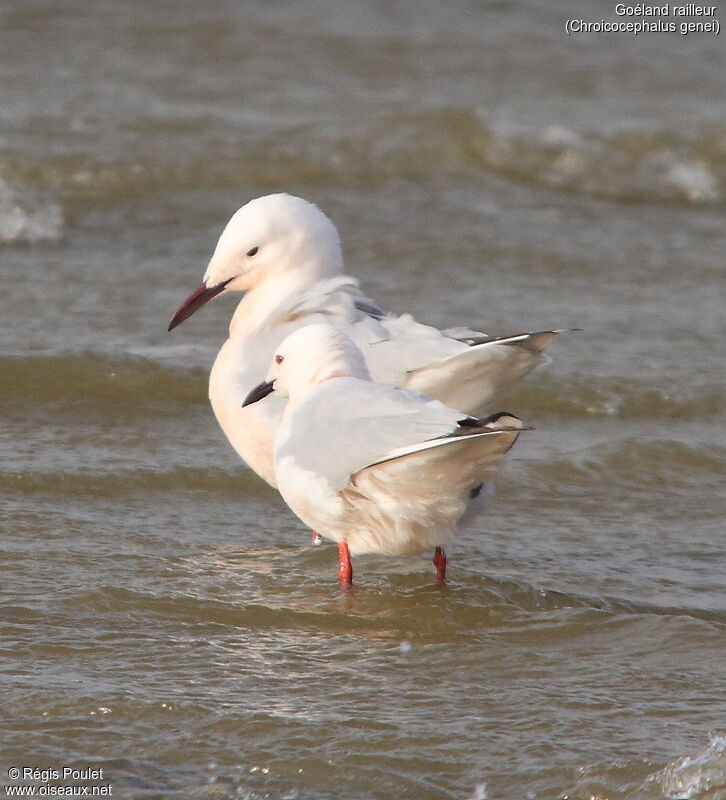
[276,378,467,491]
[402,330,564,414]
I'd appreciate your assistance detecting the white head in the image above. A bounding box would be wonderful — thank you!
[242,324,370,409]
[169,194,344,330]
[204,193,343,290]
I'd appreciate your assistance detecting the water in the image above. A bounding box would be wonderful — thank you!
[1,1,725,798]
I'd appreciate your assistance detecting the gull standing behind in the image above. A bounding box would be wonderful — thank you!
[168,193,558,490]
[242,324,525,587]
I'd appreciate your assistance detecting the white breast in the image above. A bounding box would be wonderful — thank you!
[209,332,287,487]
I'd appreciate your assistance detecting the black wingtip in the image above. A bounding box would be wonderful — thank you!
[457,412,532,433]
[458,412,518,427]
[480,411,520,426]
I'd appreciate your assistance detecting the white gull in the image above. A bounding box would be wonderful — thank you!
[168,193,557,490]
[242,324,525,586]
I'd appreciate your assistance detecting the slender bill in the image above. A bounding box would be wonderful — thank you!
[242,380,276,407]
[168,278,233,331]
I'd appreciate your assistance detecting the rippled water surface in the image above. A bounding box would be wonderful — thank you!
[1,2,725,799]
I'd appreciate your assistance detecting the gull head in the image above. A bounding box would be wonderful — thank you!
[169,194,343,330]
[242,324,370,409]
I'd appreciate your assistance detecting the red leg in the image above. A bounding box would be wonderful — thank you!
[311,531,322,546]
[338,542,353,588]
[433,546,447,584]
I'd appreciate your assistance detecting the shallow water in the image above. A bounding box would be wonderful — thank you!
[1,2,725,799]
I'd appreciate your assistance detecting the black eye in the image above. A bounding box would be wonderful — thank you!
[275,354,284,364]
[246,246,259,257]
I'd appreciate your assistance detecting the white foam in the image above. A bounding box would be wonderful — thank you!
[650,734,726,799]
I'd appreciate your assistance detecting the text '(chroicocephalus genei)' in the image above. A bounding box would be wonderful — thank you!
[168,194,560,503]
[242,324,525,587]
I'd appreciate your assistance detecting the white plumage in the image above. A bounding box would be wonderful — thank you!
[243,325,524,582]
[168,193,558,490]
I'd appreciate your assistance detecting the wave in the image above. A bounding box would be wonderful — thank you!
[5,431,723,523]
[0,464,265,497]
[450,571,726,627]
[0,173,63,245]
[1,109,724,225]
[570,735,726,800]
[508,373,726,420]
[0,352,207,418]
[7,438,720,502]
[3,352,724,424]
[649,734,726,800]
[43,555,726,633]
[532,438,726,491]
